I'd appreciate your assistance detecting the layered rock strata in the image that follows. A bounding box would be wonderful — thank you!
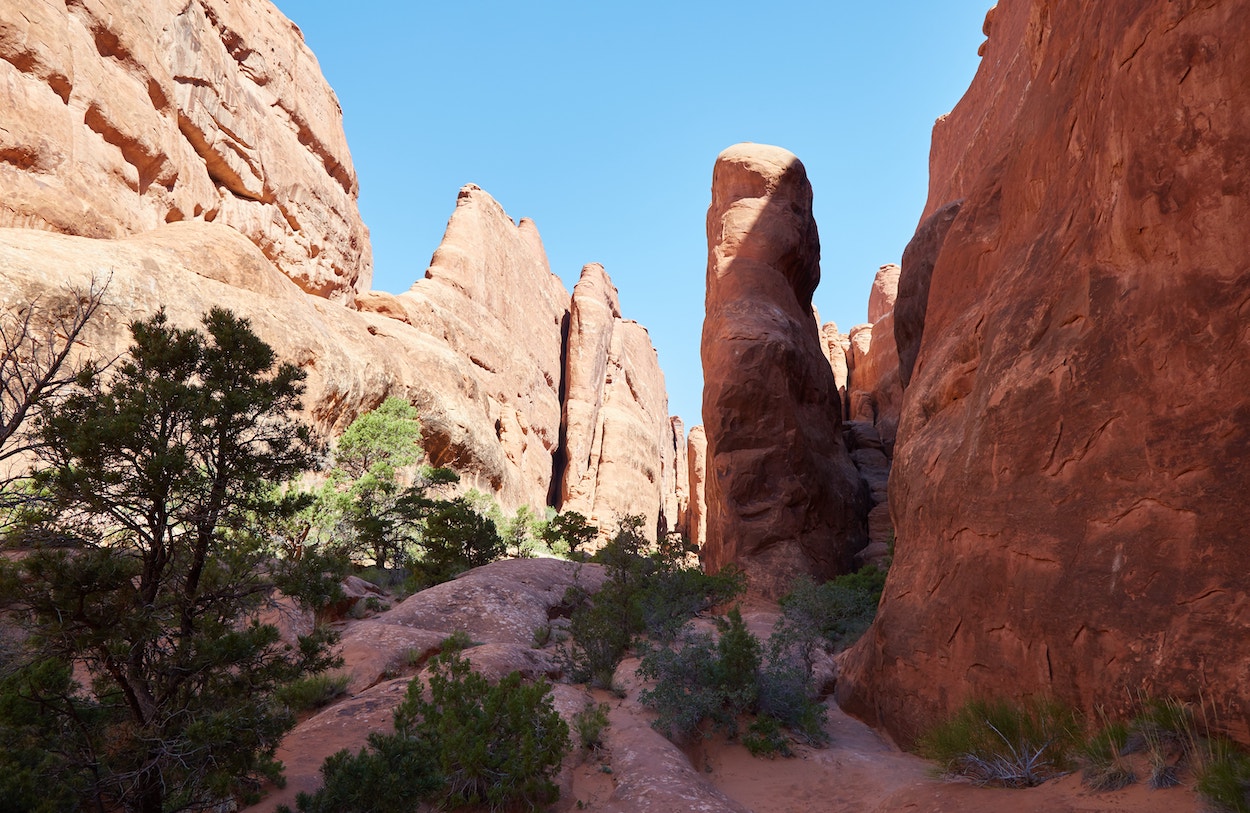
[700,143,867,596]
[0,0,370,301]
[840,0,1250,746]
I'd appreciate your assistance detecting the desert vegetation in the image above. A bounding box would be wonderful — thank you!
[919,692,1250,810]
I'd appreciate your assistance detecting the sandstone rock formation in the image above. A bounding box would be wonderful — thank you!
[867,263,900,324]
[360,185,569,509]
[556,263,675,537]
[819,321,851,416]
[845,264,905,454]
[700,143,867,596]
[0,0,370,301]
[665,416,689,539]
[686,425,708,552]
[840,0,1250,746]
[895,200,962,389]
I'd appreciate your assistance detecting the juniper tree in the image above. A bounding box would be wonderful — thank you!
[0,307,339,813]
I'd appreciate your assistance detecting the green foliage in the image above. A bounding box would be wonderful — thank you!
[409,495,506,588]
[541,510,597,559]
[1079,716,1136,791]
[276,673,350,713]
[574,702,611,751]
[334,396,423,478]
[638,607,797,747]
[502,504,540,558]
[1196,738,1250,813]
[0,308,339,813]
[918,697,1081,787]
[440,629,475,653]
[295,650,569,813]
[775,568,885,659]
[559,515,744,687]
[744,715,793,758]
[288,732,440,813]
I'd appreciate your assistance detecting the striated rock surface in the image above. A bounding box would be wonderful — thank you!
[558,263,675,537]
[378,185,570,509]
[686,425,708,552]
[0,0,370,301]
[840,0,1250,746]
[665,417,689,539]
[700,143,867,596]
[895,200,962,389]
[819,321,851,416]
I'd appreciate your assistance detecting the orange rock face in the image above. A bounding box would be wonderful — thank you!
[0,0,370,302]
[700,144,867,596]
[840,0,1250,746]
[557,263,677,537]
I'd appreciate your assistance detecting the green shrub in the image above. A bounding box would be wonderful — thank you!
[1080,717,1136,791]
[276,673,350,713]
[408,652,569,810]
[755,656,827,746]
[294,651,569,813]
[918,697,1081,787]
[288,732,439,813]
[638,607,761,742]
[775,568,884,655]
[559,516,745,686]
[1196,738,1250,813]
[574,702,611,751]
[744,715,792,758]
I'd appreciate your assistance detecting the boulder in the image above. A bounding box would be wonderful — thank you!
[700,143,868,596]
[0,0,369,302]
[839,0,1250,746]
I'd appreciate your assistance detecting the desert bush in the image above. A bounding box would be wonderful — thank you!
[1079,715,1136,791]
[574,702,611,751]
[744,714,792,758]
[293,650,569,813]
[918,697,1081,787]
[559,516,744,686]
[638,607,763,741]
[276,673,350,713]
[1196,738,1250,813]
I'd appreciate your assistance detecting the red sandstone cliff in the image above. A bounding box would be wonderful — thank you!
[840,0,1250,746]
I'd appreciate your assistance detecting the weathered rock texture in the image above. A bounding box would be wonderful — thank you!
[557,263,675,537]
[840,0,1250,746]
[895,201,962,389]
[819,322,851,416]
[701,143,867,596]
[686,425,708,552]
[361,185,569,509]
[846,264,905,454]
[0,0,370,301]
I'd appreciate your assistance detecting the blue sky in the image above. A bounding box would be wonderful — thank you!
[272,1,989,427]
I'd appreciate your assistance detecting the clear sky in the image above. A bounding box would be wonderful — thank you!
[271,1,989,428]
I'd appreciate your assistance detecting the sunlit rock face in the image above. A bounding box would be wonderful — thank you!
[0,0,682,529]
[0,0,371,302]
[700,143,868,597]
[839,0,1250,747]
[558,262,676,540]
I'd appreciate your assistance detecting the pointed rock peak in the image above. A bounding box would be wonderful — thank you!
[868,263,901,323]
[572,263,622,319]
